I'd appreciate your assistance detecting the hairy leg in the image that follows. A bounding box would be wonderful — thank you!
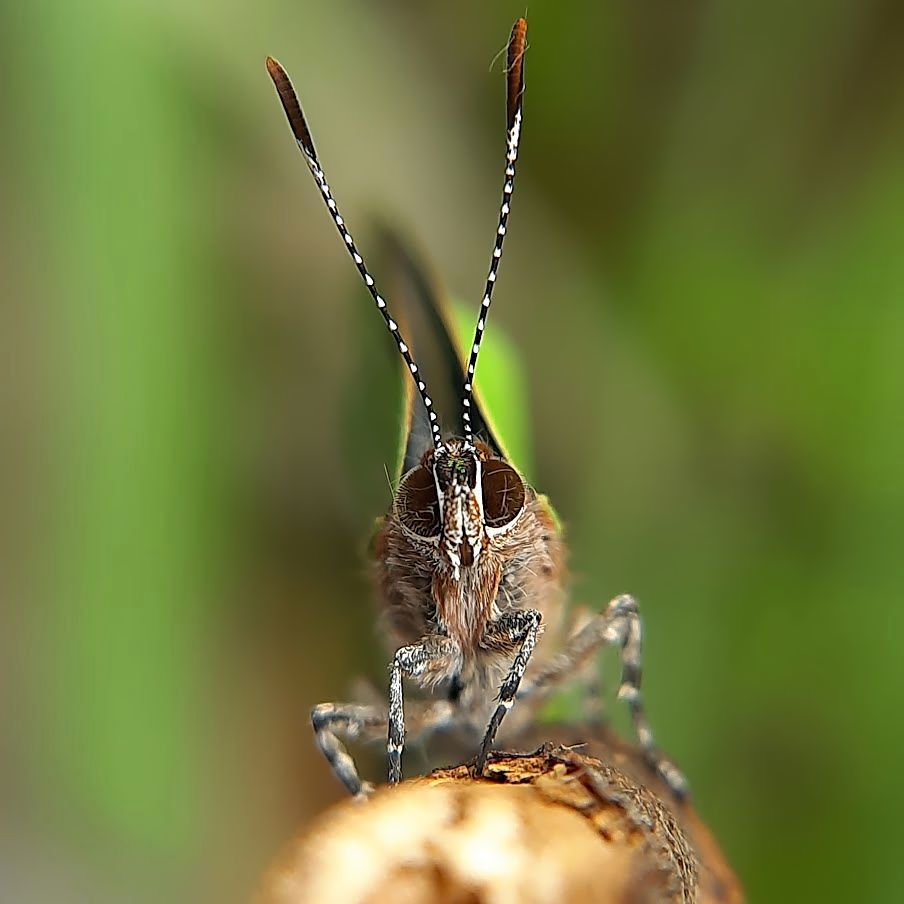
[312,696,455,796]
[475,608,543,772]
[388,635,460,784]
[518,594,688,798]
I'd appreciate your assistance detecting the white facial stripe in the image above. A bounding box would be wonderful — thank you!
[466,457,485,565]
[472,457,484,518]
[432,444,487,571]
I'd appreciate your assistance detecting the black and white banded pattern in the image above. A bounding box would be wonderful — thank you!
[266,56,442,448]
[462,17,527,446]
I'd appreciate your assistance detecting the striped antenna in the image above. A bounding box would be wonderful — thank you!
[266,57,442,448]
[461,18,527,445]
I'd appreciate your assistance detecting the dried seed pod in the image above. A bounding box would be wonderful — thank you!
[257,746,743,904]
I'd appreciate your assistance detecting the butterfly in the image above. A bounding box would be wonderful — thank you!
[266,17,686,799]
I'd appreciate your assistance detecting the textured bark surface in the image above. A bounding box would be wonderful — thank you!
[257,741,743,904]
[522,725,745,904]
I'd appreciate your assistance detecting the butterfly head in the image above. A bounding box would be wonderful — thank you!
[395,439,526,580]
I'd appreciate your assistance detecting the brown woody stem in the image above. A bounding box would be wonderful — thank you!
[257,742,743,904]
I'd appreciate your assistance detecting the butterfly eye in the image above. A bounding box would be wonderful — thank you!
[397,466,441,538]
[481,460,525,528]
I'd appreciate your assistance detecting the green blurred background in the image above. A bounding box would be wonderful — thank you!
[3,0,903,900]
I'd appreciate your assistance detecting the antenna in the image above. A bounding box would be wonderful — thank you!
[266,57,442,448]
[461,18,527,446]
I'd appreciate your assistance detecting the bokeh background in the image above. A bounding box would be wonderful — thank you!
[3,0,903,900]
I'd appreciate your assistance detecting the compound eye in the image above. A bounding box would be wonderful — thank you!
[397,466,441,538]
[481,460,525,528]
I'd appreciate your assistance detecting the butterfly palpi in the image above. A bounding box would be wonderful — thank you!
[266,18,687,799]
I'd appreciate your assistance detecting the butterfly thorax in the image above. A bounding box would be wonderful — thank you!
[373,439,565,662]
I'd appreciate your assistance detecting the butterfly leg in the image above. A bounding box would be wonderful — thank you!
[311,702,386,798]
[313,696,456,796]
[388,635,460,785]
[518,593,688,799]
[475,608,543,773]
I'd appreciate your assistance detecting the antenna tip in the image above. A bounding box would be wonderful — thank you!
[506,19,527,129]
[266,56,318,159]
